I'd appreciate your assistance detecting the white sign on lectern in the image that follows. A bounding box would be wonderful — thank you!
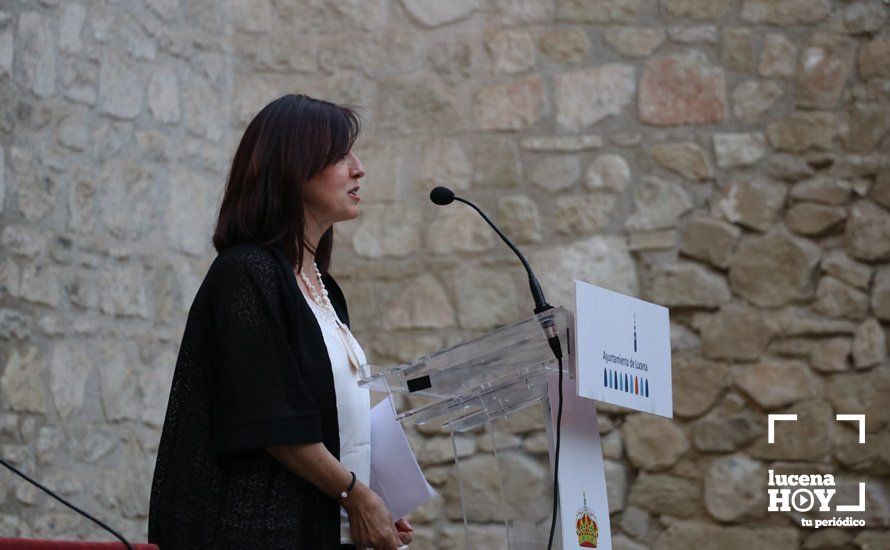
[575,279,673,418]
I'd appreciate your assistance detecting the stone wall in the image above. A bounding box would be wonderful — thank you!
[1,0,888,548]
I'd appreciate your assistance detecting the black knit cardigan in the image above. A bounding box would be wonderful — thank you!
[148,240,349,549]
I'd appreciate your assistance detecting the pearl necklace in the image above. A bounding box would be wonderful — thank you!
[299,262,362,372]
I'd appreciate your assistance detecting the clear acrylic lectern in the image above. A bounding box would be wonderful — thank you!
[358,307,575,550]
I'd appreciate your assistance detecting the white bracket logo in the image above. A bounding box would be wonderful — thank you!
[835,414,866,444]
[767,413,798,444]
[766,413,868,516]
[767,413,866,444]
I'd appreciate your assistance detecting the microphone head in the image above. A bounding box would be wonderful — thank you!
[430,186,455,206]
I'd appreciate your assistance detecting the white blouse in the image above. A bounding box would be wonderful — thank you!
[300,283,371,545]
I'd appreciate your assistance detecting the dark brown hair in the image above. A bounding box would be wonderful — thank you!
[212,94,361,273]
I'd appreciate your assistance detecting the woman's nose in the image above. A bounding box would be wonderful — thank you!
[351,156,365,179]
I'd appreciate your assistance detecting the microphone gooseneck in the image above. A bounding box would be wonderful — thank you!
[429,186,565,549]
[429,186,552,314]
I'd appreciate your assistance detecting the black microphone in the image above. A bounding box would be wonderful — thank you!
[428,186,554,318]
[429,186,565,550]
[429,186,454,206]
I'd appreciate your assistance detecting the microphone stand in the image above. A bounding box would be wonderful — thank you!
[429,186,565,550]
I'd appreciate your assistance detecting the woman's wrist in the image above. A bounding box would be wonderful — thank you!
[336,470,357,502]
[340,479,370,510]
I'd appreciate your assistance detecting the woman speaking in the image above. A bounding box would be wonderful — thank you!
[148,94,413,549]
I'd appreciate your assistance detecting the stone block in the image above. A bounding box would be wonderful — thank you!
[728,230,822,307]
[539,27,590,64]
[842,105,890,154]
[0,346,49,414]
[627,473,703,518]
[693,393,763,452]
[603,26,665,57]
[639,51,727,126]
[696,304,776,361]
[497,195,541,243]
[852,318,887,369]
[418,138,471,192]
[825,366,890,432]
[759,33,796,78]
[704,455,767,522]
[650,141,713,182]
[789,176,851,206]
[473,137,521,187]
[401,0,480,27]
[721,27,756,73]
[553,193,615,235]
[99,53,145,120]
[642,262,731,308]
[872,268,890,321]
[628,230,676,251]
[667,25,717,45]
[713,133,766,168]
[18,263,62,308]
[49,340,93,418]
[531,235,638,307]
[381,75,462,134]
[795,33,856,110]
[623,414,689,470]
[859,35,890,79]
[383,274,455,329]
[740,0,831,25]
[733,359,817,409]
[845,200,890,262]
[98,264,151,319]
[556,0,645,23]
[15,12,55,98]
[441,452,549,522]
[555,64,635,130]
[843,0,888,33]
[526,154,580,191]
[625,176,693,232]
[749,399,832,461]
[765,154,815,182]
[732,80,783,122]
[521,135,603,152]
[663,0,731,20]
[352,204,422,258]
[485,29,535,75]
[680,217,741,269]
[147,64,180,125]
[605,459,628,512]
[712,177,786,233]
[813,276,869,320]
[586,153,630,191]
[653,521,798,550]
[767,112,837,153]
[474,75,542,131]
[785,203,846,236]
[454,267,520,329]
[671,353,729,418]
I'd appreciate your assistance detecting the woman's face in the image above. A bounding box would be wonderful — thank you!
[303,150,365,228]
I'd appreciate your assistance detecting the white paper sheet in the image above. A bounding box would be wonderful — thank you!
[370,398,438,520]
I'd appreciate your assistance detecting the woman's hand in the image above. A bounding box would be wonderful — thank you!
[395,516,413,546]
[342,483,401,550]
